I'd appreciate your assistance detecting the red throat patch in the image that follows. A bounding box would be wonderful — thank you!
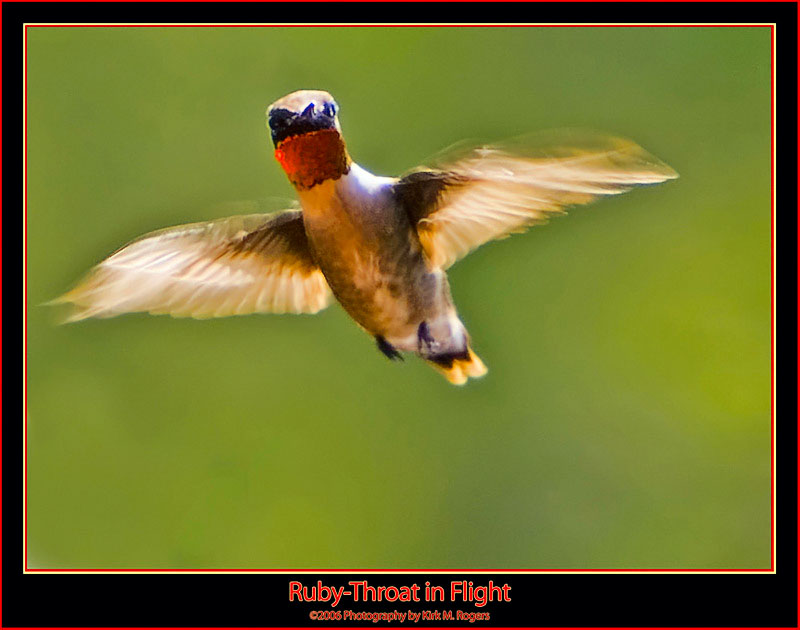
[274,129,350,190]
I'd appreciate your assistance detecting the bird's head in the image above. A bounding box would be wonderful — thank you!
[267,90,350,190]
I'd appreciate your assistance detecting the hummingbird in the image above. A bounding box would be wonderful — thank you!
[54,89,677,385]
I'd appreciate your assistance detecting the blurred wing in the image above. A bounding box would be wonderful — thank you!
[54,210,332,322]
[395,130,678,268]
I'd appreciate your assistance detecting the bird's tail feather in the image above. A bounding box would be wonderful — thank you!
[427,346,487,386]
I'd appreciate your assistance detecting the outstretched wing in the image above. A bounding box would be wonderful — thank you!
[394,130,678,269]
[53,210,332,322]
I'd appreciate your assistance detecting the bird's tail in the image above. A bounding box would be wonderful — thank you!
[427,346,488,386]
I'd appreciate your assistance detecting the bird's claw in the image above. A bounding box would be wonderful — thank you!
[417,322,441,355]
[376,336,404,361]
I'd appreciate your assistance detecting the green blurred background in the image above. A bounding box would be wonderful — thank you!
[26,27,771,569]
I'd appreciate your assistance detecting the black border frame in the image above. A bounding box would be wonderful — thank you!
[5,3,797,627]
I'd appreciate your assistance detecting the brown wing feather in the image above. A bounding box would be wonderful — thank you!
[395,131,678,268]
[53,210,332,322]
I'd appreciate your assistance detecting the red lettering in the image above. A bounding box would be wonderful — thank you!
[288,581,303,601]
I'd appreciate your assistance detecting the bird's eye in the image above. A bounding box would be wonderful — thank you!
[322,102,336,117]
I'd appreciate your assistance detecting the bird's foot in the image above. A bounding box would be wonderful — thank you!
[417,321,442,355]
[376,336,404,361]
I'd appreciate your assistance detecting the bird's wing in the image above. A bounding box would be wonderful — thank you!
[53,210,332,322]
[394,130,678,269]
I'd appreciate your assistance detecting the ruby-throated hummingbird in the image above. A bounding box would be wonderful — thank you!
[55,89,677,385]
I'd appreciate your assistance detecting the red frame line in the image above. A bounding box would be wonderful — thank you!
[20,22,777,575]
[21,23,775,27]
